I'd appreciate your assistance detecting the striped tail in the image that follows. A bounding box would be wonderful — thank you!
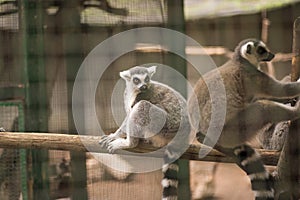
[162,160,179,200]
[233,144,274,200]
[161,118,191,200]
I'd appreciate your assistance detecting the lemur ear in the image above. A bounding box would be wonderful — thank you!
[120,69,131,81]
[148,66,157,77]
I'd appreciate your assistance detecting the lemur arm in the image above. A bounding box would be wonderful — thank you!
[252,75,299,104]
[110,116,127,138]
[247,71,300,100]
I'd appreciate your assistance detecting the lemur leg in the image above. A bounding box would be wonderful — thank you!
[105,100,167,153]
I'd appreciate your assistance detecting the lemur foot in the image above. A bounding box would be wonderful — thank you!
[99,137,126,153]
[99,134,117,148]
[100,135,137,153]
[106,139,124,153]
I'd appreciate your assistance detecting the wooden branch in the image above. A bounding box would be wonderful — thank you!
[0,132,280,165]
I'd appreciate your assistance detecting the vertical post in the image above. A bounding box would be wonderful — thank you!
[166,1,191,200]
[18,102,28,200]
[261,10,275,77]
[276,17,300,199]
[288,16,300,199]
[58,1,88,200]
[166,0,187,80]
[291,17,300,82]
[19,0,49,200]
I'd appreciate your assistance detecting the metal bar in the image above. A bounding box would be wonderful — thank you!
[19,0,49,199]
[59,1,88,199]
[166,1,190,199]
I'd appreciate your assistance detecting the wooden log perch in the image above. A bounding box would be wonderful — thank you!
[0,132,280,165]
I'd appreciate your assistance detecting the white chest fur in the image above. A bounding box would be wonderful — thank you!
[124,88,139,113]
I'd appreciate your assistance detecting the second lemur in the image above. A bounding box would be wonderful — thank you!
[99,65,191,200]
[189,38,300,200]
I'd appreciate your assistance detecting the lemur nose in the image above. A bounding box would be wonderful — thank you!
[140,85,148,91]
[262,53,275,61]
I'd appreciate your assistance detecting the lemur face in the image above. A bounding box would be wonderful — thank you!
[131,73,151,91]
[120,66,156,92]
[240,39,274,66]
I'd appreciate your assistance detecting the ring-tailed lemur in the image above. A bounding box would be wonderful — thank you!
[99,66,191,200]
[189,38,300,200]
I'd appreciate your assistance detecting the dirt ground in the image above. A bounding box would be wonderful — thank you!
[86,157,254,200]
[87,170,163,200]
[190,161,254,200]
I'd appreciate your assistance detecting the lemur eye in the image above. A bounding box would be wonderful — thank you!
[246,44,252,54]
[133,77,140,85]
[144,76,150,83]
[257,46,267,55]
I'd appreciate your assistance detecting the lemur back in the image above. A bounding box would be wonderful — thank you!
[100,66,191,200]
[189,38,300,200]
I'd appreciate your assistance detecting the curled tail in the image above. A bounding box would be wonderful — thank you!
[162,161,179,200]
[196,131,274,200]
[233,144,274,200]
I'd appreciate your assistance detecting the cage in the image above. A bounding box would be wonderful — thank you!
[0,0,299,200]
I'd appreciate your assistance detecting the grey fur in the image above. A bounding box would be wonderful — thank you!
[257,76,292,151]
[99,65,190,153]
[99,65,191,200]
[188,38,300,200]
[189,38,300,148]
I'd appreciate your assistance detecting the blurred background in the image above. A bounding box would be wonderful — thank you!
[0,0,299,199]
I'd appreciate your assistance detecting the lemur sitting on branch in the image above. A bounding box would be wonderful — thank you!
[188,38,300,200]
[99,66,191,200]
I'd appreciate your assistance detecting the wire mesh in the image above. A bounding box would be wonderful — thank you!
[44,1,170,199]
[81,0,167,26]
[0,0,18,31]
[0,101,26,200]
[38,0,189,198]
